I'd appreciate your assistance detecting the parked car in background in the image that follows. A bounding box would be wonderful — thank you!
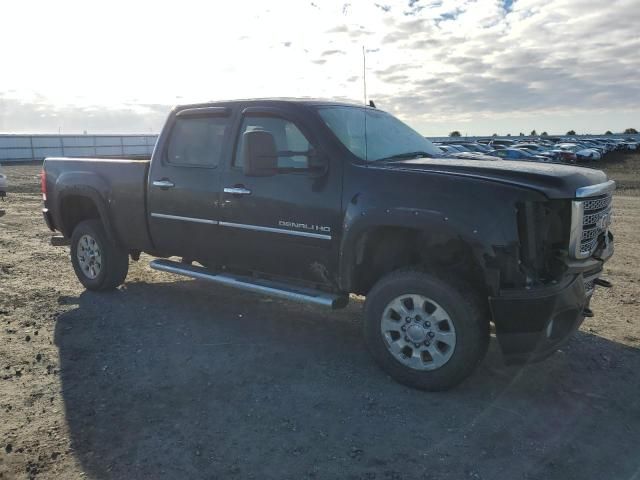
[490,148,550,162]
[436,145,461,155]
[489,139,516,149]
[589,139,615,152]
[549,149,578,164]
[433,134,636,164]
[556,143,601,162]
[435,144,497,160]
[513,143,560,161]
[447,144,472,152]
[578,140,606,156]
[607,139,631,151]
[448,142,493,154]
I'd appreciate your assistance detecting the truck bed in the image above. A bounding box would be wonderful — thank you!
[43,157,154,251]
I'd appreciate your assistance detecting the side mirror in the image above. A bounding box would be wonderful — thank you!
[243,130,278,177]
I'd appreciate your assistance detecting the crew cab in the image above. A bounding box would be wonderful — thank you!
[41,99,615,390]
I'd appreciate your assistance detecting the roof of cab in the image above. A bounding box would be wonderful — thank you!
[174,97,370,110]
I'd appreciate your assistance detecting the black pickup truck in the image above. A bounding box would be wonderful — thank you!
[41,99,615,390]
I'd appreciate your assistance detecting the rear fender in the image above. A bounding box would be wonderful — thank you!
[55,172,118,244]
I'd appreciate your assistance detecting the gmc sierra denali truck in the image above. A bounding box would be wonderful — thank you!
[41,99,615,390]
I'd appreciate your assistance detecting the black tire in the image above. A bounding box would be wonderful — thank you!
[363,269,489,391]
[70,219,129,291]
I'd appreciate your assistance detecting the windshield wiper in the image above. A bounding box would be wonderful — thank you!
[376,151,435,162]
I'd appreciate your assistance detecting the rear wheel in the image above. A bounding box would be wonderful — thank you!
[364,269,489,391]
[70,219,129,291]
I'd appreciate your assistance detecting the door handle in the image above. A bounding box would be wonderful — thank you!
[153,180,175,189]
[224,187,252,195]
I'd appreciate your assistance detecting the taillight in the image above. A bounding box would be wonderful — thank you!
[40,169,47,201]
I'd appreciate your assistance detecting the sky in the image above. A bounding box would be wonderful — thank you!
[0,0,638,136]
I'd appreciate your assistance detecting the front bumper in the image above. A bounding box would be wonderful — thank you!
[490,275,588,363]
[489,233,613,363]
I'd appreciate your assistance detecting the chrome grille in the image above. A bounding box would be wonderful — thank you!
[582,196,612,211]
[583,209,612,226]
[570,181,615,260]
[579,193,613,257]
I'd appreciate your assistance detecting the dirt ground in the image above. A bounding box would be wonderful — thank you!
[1,154,639,480]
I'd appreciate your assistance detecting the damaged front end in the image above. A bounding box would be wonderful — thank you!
[489,181,615,363]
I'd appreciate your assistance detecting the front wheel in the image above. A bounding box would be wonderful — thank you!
[363,269,489,391]
[70,219,129,291]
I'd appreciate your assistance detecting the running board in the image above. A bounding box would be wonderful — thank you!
[149,259,348,309]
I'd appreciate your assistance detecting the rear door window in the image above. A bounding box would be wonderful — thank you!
[167,116,229,167]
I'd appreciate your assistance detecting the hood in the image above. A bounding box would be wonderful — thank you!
[377,157,608,199]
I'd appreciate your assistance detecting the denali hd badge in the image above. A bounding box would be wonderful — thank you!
[278,220,331,233]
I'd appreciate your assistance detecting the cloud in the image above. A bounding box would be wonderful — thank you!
[375,3,392,12]
[374,63,422,77]
[1,0,638,135]
[348,27,375,37]
[357,0,640,131]
[325,24,373,38]
[321,49,345,56]
[0,95,169,134]
[325,24,349,33]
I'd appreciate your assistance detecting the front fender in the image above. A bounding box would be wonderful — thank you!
[338,200,498,292]
[337,171,548,294]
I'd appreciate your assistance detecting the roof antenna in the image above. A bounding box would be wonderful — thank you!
[362,46,367,106]
[363,46,368,162]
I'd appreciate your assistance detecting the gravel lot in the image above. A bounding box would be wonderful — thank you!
[1,155,639,480]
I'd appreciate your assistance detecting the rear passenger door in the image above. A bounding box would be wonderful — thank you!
[147,107,232,261]
[219,109,341,285]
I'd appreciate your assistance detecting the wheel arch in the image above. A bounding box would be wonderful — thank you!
[338,210,496,297]
[56,185,117,244]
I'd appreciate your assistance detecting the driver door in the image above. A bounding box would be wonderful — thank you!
[218,110,341,285]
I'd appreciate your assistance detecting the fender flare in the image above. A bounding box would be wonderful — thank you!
[338,203,496,292]
[55,172,119,244]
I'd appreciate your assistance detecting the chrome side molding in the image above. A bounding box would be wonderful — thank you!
[218,221,331,240]
[149,214,332,240]
[150,213,218,225]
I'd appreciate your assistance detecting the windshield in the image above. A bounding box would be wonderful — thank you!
[316,106,442,161]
